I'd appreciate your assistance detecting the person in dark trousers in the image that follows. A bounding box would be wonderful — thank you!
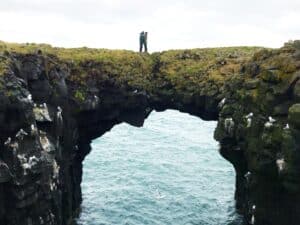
[139,31,148,53]
[144,32,148,52]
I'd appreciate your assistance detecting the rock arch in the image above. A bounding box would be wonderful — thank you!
[0,41,300,225]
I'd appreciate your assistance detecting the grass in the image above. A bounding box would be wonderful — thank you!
[155,47,265,95]
[0,40,270,95]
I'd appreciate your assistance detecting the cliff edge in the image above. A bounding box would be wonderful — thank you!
[0,40,300,225]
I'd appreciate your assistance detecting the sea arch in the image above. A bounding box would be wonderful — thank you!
[0,41,299,225]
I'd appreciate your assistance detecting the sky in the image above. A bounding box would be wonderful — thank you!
[0,0,299,52]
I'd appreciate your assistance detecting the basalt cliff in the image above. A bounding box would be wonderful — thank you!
[0,40,300,225]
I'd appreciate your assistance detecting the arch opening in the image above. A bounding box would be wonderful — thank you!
[76,110,243,225]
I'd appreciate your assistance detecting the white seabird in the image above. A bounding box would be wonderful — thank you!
[264,121,273,128]
[247,118,252,128]
[57,106,62,117]
[284,124,289,130]
[245,112,254,119]
[4,137,11,146]
[276,158,285,172]
[268,116,276,123]
[264,116,276,128]
[250,215,255,225]
[224,118,234,134]
[30,124,38,136]
[244,171,251,181]
[218,98,226,108]
[27,94,32,101]
[15,129,28,140]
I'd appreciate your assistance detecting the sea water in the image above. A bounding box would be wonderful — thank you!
[76,110,243,225]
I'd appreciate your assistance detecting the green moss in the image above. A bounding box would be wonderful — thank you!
[0,57,10,75]
[288,104,300,128]
[74,90,86,102]
[6,90,14,97]
[155,47,263,96]
[261,70,282,83]
[283,40,300,50]
[253,49,272,61]
[0,40,293,103]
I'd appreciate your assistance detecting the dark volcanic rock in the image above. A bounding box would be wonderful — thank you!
[0,41,300,225]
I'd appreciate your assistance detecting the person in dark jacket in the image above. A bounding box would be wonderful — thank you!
[139,31,148,53]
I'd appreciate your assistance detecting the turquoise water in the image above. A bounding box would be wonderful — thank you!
[76,110,243,225]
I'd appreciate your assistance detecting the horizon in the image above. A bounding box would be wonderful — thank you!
[0,39,274,53]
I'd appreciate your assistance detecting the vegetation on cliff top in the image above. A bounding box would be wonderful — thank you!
[0,40,267,98]
[155,47,264,96]
[2,40,299,101]
[1,40,299,90]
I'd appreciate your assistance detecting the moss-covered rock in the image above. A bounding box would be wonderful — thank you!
[261,70,282,83]
[293,79,300,101]
[288,104,300,128]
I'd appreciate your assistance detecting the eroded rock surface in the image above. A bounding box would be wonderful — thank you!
[0,40,299,225]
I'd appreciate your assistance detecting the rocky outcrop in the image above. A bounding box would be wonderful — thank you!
[0,40,300,225]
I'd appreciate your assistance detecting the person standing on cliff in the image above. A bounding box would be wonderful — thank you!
[144,32,148,52]
[139,31,148,53]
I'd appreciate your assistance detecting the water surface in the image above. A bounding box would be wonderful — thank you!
[77,110,242,225]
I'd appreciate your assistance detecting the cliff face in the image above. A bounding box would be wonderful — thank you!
[0,41,299,225]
